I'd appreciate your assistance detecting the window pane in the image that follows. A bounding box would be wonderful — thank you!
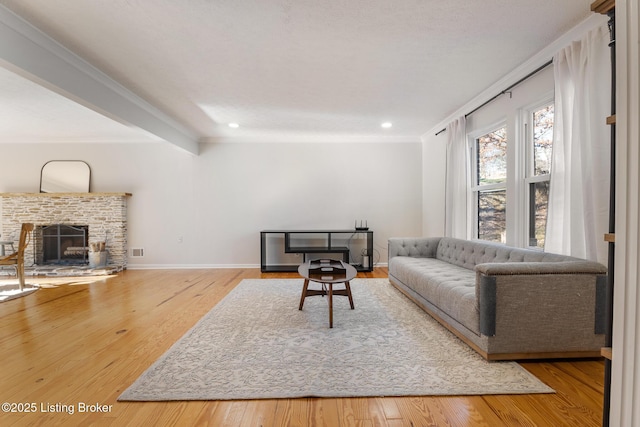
[533,105,553,176]
[478,189,506,243]
[529,181,550,248]
[476,127,507,185]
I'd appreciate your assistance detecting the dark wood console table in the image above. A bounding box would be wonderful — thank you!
[260,229,373,272]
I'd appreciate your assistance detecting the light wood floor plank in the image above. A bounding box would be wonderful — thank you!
[0,267,604,426]
[431,396,506,426]
[239,399,278,427]
[274,398,311,427]
[308,398,342,427]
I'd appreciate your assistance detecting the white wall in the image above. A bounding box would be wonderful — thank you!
[0,140,422,267]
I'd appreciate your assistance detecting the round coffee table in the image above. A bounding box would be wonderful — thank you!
[298,259,357,328]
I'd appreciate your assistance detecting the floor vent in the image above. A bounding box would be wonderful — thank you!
[131,248,145,257]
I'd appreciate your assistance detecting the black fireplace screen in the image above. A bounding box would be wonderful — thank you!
[40,224,89,265]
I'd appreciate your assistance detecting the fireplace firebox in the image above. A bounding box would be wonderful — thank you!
[37,224,89,265]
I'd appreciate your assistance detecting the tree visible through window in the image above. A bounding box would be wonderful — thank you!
[474,126,507,243]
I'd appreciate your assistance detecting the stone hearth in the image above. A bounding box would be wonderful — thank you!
[0,193,131,269]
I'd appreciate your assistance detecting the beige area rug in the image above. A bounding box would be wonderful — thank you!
[118,278,554,401]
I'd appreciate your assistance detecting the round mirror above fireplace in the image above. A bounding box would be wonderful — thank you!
[40,160,91,193]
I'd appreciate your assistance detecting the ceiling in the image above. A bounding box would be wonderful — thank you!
[0,0,594,150]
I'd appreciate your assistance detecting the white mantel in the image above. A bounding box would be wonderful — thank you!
[1,192,131,268]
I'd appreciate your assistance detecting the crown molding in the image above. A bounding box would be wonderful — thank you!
[199,133,421,144]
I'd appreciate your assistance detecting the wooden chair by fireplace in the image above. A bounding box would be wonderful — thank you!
[0,223,34,291]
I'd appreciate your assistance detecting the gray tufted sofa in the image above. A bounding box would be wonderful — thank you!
[388,236,607,360]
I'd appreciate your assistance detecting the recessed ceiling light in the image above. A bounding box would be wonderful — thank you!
[228,123,240,128]
[381,122,392,129]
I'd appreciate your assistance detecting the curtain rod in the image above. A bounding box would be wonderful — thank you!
[434,59,554,136]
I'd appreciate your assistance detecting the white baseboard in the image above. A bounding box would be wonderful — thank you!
[126,264,260,270]
[126,263,388,270]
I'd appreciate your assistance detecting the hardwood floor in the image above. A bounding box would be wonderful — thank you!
[0,268,604,426]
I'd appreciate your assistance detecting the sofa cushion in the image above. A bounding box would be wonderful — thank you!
[388,237,441,258]
[436,237,572,270]
[389,256,479,334]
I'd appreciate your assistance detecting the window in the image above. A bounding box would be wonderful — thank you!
[525,104,554,248]
[471,125,507,243]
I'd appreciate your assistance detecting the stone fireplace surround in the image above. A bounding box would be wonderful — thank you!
[0,192,131,269]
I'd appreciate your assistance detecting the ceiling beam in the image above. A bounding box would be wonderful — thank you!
[0,6,199,154]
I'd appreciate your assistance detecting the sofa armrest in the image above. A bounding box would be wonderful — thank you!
[475,260,607,276]
[477,270,608,340]
[388,237,441,262]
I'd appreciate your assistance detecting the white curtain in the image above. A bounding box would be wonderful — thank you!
[444,116,468,239]
[545,24,611,262]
